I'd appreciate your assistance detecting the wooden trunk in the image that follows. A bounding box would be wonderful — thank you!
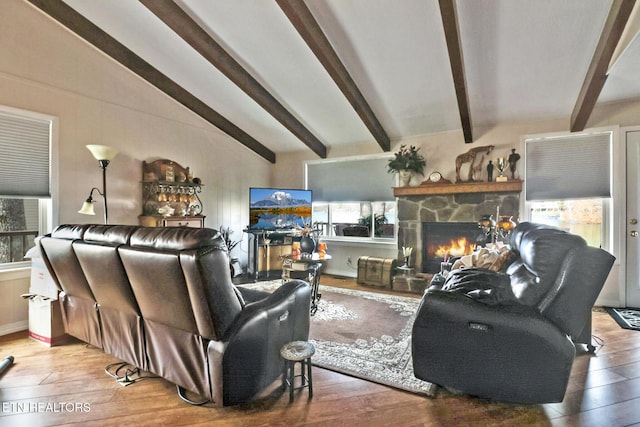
[357,256,398,288]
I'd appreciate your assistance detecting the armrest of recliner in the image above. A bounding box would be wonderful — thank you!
[414,289,574,353]
[223,280,311,340]
[412,290,575,403]
[217,280,311,405]
[415,288,547,329]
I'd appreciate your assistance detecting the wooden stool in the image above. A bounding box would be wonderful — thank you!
[280,341,315,403]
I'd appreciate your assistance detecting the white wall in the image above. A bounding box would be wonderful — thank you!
[0,0,273,332]
[0,269,29,335]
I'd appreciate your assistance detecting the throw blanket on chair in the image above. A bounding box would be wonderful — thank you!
[441,268,517,305]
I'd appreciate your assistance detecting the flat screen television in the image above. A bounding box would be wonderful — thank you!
[249,187,312,230]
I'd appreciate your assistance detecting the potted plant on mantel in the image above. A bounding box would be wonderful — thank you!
[387,144,426,186]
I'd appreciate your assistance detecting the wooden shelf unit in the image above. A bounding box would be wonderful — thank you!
[139,159,205,228]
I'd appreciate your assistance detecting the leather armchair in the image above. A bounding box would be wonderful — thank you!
[411,222,615,404]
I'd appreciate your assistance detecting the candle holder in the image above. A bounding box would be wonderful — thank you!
[478,208,517,246]
[402,246,413,268]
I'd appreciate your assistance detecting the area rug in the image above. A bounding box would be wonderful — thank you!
[239,281,437,397]
[605,307,640,331]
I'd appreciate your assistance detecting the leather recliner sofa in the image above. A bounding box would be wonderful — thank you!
[412,222,615,404]
[38,224,311,406]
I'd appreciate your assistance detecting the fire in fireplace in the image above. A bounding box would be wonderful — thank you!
[421,222,485,273]
[432,236,474,258]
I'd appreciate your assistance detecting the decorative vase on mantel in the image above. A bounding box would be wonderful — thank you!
[399,169,413,186]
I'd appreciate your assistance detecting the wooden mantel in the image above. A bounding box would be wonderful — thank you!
[393,179,523,197]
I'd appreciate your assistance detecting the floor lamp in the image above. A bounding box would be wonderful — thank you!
[78,144,119,224]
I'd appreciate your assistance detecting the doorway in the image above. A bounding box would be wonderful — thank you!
[626,130,640,308]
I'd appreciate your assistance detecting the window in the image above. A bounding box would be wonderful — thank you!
[312,201,396,239]
[0,106,54,268]
[528,198,606,248]
[306,155,397,241]
[0,198,40,264]
[524,130,612,249]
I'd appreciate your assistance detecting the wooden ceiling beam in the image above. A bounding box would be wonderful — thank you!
[141,0,327,159]
[277,0,391,152]
[570,0,636,132]
[439,0,473,143]
[27,0,276,163]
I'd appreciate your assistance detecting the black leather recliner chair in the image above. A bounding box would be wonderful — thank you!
[411,222,615,404]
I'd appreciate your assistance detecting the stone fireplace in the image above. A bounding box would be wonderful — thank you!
[392,181,522,293]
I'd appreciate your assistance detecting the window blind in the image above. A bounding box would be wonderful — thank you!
[0,111,51,197]
[306,156,395,202]
[525,131,611,201]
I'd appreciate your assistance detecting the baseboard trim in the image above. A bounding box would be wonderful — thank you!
[0,321,28,337]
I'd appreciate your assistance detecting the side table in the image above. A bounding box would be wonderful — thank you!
[280,341,315,403]
[281,253,331,315]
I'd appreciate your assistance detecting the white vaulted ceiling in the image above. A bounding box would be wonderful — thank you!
[29,0,640,163]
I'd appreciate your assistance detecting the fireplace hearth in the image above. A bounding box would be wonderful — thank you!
[421,222,486,273]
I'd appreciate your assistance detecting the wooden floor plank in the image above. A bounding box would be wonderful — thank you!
[0,276,639,426]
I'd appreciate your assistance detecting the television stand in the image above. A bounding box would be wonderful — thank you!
[245,229,296,281]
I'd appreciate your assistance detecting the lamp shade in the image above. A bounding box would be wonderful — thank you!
[86,144,118,161]
[78,200,96,215]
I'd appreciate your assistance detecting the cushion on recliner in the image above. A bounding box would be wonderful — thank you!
[51,224,90,240]
[508,221,537,252]
[506,261,541,305]
[519,228,586,277]
[130,227,225,251]
[508,225,586,306]
[84,225,138,245]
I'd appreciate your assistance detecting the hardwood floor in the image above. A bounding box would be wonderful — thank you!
[1,276,639,426]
